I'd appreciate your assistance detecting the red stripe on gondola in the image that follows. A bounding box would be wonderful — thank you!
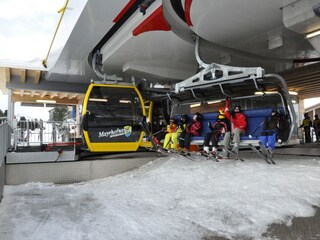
[185,0,193,26]
[113,0,137,23]
[133,5,171,36]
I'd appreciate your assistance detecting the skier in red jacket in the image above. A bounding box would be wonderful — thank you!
[221,97,247,157]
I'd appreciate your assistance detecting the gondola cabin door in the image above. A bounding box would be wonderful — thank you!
[82,84,146,152]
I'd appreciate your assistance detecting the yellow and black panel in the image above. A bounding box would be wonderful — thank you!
[82,84,146,152]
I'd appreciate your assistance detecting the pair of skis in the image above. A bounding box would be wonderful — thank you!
[176,150,198,161]
[167,149,203,161]
[249,142,276,164]
[196,151,220,162]
[166,149,218,162]
[141,119,246,162]
[140,119,173,156]
[221,146,245,162]
[196,147,245,162]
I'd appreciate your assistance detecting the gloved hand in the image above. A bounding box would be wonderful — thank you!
[225,96,230,109]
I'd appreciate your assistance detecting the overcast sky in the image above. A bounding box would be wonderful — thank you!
[0,0,65,120]
[0,0,65,68]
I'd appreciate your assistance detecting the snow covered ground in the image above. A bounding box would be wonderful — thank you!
[0,154,320,240]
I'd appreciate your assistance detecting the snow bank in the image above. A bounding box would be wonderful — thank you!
[0,155,320,239]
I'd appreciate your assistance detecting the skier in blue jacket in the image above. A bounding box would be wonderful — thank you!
[259,109,281,157]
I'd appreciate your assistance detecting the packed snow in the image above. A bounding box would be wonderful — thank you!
[0,154,320,240]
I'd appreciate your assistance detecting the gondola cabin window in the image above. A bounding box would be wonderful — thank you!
[85,86,143,143]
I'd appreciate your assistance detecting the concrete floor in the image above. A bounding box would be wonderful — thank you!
[263,206,320,240]
[241,142,320,157]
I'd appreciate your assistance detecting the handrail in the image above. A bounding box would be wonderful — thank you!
[12,120,79,148]
[265,73,296,144]
[42,0,69,68]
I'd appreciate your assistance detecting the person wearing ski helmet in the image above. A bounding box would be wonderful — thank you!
[313,114,320,142]
[202,107,231,156]
[299,112,312,143]
[163,118,179,149]
[179,112,202,151]
[179,114,189,131]
[167,114,190,150]
[259,109,281,157]
[221,97,247,157]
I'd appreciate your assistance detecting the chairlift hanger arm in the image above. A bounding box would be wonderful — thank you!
[175,34,265,94]
[174,64,265,94]
[264,73,296,144]
[92,51,123,83]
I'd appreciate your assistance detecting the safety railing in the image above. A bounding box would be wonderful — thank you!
[0,119,12,201]
[13,120,80,148]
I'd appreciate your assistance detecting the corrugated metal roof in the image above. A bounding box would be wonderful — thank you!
[280,62,320,100]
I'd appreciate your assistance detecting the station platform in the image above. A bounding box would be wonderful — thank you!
[271,142,320,157]
[5,151,161,185]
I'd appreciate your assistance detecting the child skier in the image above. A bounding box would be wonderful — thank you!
[163,118,179,149]
[179,112,202,151]
[202,107,231,156]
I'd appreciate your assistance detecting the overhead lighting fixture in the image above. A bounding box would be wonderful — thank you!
[255,91,298,96]
[89,98,108,102]
[306,30,320,39]
[254,91,277,95]
[190,103,201,108]
[36,99,56,104]
[207,100,222,105]
[289,91,298,96]
[119,100,131,104]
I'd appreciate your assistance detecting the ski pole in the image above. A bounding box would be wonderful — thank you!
[140,118,159,148]
[152,128,165,136]
[248,120,265,138]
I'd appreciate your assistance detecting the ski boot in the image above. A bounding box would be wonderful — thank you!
[231,143,239,155]
[266,147,274,158]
